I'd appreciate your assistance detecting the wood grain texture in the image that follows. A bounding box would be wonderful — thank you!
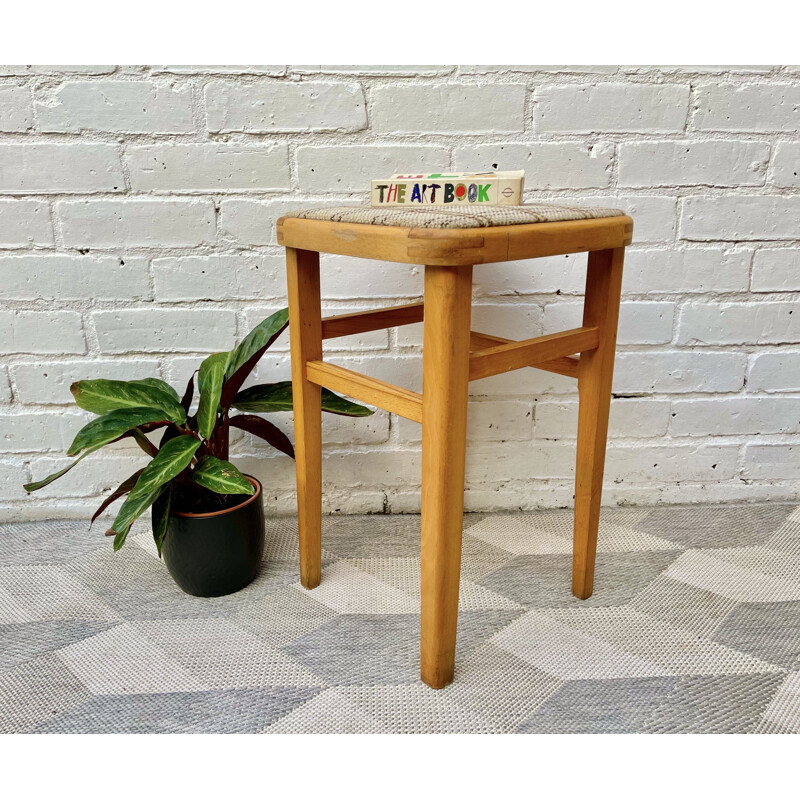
[469,330,580,378]
[306,359,423,423]
[420,264,473,689]
[468,326,598,382]
[321,302,424,339]
[277,216,633,266]
[572,247,625,600]
[286,247,323,589]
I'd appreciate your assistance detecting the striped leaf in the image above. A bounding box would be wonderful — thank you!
[191,455,254,496]
[66,407,167,456]
[232,381,373,417]
[109,435,200,540]
[152,483,172,557]
[196,352,228,441]
[24,447,99,493]
[71,378,186,424]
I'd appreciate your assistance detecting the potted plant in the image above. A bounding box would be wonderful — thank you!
[23,308,371,597]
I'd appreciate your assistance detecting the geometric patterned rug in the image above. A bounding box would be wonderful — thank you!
[1,504,798,734]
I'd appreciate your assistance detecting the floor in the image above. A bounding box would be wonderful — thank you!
[1,504,799,734]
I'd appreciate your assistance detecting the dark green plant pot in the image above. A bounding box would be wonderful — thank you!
[158,476,265,598]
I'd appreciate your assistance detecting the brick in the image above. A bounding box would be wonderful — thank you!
[694,84,800,131]
[296,145,450,193]
[619,140,769,187]
[743,443,800,479]
[748,352,800,393]
[672,397,800,437]
[371,83,526,134]
[58,199,215,248]
[296,65,451,75]
[320,256,424,298]
[153,65,286,75]
[623,65,774,74]
[455,142,613,189]
[36,81,194,133]
[474,252,586,296]
[0,200,53,248]
[751,249,800,292]
[613,351,746,394]
[460,65,619,74]
[0,311,85,354]
[219,198,341,246]
[622,248,750,294]
[770,141,800,188]
[93,308,237,354]
[0,461,28,500]
[0,255,149,300]
[0,410,84,452]
[0,144,123,194]
[535,398,671,439]
[604,443,738,482]
[465,441,736,482]
[681,196,800,240]
[0,366,10,403]
[205,81,366,132]
[535,84,690,132]
[552,194,677,243]
[11,358,161,405]
[0,85,33,131]
[543,301,675,344]
[678,302,800,345]
[0,66,115,75]
[126,143,290,193]
[153,254,285,301]
[399,400,533,443]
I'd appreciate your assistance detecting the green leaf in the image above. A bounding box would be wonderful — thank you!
[196,352,228,441]
[191,455,255,496]
[152,483,172,557]
[24,447,98,493]
[66,407,167,456]
[110,435,200,536]
[113,528,129,552]
[71,378,186,424]
[232,381,374,417]
[225,309,289,381]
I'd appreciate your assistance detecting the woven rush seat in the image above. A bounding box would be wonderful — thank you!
[282,202,625,229]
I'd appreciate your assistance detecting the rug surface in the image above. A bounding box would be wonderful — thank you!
[1,504,798,734]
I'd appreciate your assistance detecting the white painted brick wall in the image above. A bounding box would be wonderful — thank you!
[1,64,798,523]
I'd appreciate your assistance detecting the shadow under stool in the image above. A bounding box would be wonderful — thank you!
[278,203,634,689]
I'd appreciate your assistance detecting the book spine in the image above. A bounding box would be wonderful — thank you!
[370,177,522,207]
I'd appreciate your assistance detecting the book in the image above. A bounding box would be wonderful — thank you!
[370,170,524,207]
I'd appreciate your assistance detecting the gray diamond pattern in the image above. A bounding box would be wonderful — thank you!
[1,504,798,733]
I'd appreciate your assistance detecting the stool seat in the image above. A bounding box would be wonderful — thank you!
[281,202,625,229]
[278,204,633,266]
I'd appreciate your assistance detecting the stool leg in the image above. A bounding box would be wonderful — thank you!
[420,264,473,689]
[573,247,625,599]
[286,247,323,589]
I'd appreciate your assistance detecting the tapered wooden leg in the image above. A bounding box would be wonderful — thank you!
[286,247,323,589]
[420,264,473,689]
[573,247,625,599]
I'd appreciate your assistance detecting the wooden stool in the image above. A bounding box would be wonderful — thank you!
[278,204,633,689]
